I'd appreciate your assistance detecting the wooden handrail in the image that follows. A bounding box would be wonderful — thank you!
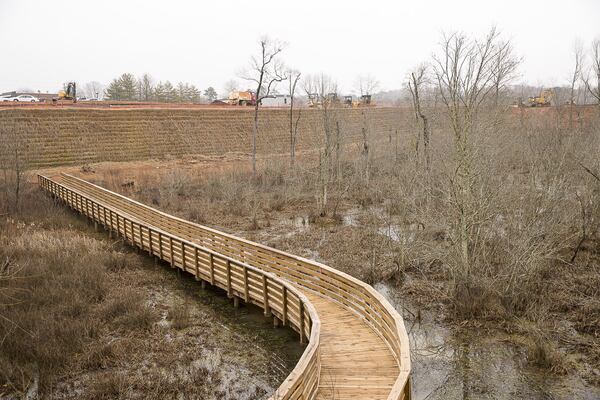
[40,173,412,399]
[38,174,321,399]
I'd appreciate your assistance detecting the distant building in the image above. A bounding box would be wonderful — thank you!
[260,94,292,107]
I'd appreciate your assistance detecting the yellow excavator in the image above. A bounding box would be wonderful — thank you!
[527,88,554,107]
[54,82,77,103]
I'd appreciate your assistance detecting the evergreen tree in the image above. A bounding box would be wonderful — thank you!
[154,81,167,102]
[163,81,176,102]
[176,82,189,102]
[189,85,201,103]
[204,86,218,102]
[104,78,123,100]
[104,73,138,101]
[119,73,138,100]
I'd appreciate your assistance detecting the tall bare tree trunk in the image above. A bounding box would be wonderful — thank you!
[289,104,295,168]
[252,105,259,177]
[361,111,370,186]
[335,121,341,182]
[408,68,432,171]
[288,71,301,169]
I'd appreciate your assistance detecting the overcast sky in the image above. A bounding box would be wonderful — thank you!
[1,0,599,95]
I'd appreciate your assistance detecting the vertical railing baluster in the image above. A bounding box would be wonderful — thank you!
[299,302,305,343]
[180,241,185,271]
[226,260,232,297]
[243,265,249,302]
[158,232,163,259]
[194,246,199,279]
[169,236,174,267]
[139,224,144,250]
[262,275,270,317]
[282,286,287,326]
[209,253,215,284]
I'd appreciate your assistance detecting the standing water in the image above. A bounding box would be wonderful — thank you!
[374,282,600,400]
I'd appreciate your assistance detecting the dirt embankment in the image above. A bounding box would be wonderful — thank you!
[0,107,407,169]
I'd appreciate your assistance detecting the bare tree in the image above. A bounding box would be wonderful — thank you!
[303,73,338,215]
[83,81,104,100]
[360,111,371,185]
[583,38,600,106]
[406,64,431,170]
[241,37,287,176]
[354,74,379,96]
[0,126,29,214]
[490,40,522,106]
[287,69,302,168]
[223,79,239,98]
[138,73,154,101]
[432,27,508,284]
[569,40,584,128]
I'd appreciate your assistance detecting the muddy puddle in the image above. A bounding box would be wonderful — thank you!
[259,208,600,399]
[374,281,600,400]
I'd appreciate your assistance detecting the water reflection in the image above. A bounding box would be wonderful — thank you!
[374,282,600,400]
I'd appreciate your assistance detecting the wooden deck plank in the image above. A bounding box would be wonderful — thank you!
[40,174,410,400]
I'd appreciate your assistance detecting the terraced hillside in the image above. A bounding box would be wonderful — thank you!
[0,107,407,168]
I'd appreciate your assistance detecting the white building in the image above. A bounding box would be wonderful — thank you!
[260,94,292,107]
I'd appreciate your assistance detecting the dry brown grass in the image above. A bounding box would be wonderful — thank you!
[81,108,600,380]
[0,190,158,396]
[167,301,192,330]
[0,184,288,399]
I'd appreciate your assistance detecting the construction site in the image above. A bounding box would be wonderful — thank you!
[1,99,599,399]
[1,1,600,399]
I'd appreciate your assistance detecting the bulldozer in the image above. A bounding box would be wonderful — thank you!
[307,92,341,108]
[54,82,77,103]
[228,90,256,106]
[352,94,374,108]
[343,95,353,107]
[526,88,554,107]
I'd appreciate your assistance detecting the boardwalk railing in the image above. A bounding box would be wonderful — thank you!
[38,174,321,399]
[40,173,412,400]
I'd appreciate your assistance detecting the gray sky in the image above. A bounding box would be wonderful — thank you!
[1,0,599,95]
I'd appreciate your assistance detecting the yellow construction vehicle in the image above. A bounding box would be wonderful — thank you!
[228,90,256,106]
[54,82,77,103]
[307,93,320,108]
[352,94,375,108]
[527,88,554,107]
[307,92,340,108]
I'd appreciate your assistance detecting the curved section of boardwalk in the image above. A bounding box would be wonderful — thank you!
[39,173,411,400]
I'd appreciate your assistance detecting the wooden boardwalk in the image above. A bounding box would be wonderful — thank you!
[39,173,411,400]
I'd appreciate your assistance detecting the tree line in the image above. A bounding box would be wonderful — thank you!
[104,73,218,103]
